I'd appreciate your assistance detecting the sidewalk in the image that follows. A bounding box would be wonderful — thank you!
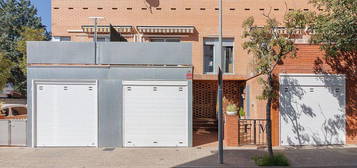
[0,146,356,168]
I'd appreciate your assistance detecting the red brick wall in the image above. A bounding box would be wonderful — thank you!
[224,115,239,146]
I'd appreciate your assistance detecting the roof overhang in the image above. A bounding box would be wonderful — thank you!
[81,25,133,34]
[137,26,195,34]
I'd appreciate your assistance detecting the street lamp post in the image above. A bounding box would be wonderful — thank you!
[217,0,224,165]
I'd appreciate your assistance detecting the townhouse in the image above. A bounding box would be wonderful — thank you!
[25,0,356,147]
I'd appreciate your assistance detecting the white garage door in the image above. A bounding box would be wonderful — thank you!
[280,74,345,146]
[123,81,188,147]
[35,81,97,147]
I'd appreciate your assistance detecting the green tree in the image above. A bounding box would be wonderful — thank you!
[0,0,47,95]
[286,0,357,57]
[0,52,12,90]
[16,27,47,74]
[242,15,298,157]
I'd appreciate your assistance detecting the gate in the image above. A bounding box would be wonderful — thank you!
[0,119,27,146]
[238,119,267,145]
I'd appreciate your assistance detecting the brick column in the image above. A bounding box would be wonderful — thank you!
[224,115,239,146]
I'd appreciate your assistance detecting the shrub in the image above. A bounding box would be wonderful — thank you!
[226,104,238,112]
[239,108,245,117]
[252,153,289,166]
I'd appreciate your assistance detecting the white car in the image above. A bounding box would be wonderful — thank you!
[0,104,27,119]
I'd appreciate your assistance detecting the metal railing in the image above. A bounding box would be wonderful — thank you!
[238,119,267,146]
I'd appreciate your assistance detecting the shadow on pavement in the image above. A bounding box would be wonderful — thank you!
[174,148,357,168]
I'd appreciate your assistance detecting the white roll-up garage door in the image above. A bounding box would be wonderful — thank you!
[280,74,346,146]
[35,81,98,147]
[123,81,188,147]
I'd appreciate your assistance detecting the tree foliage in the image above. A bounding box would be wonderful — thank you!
[0,52,12,89]
[286,0,357,57]
[16,27,47,74]
[242,16,297,99]
[0,0,48,95]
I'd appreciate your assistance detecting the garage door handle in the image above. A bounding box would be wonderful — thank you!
[153,141,158,144]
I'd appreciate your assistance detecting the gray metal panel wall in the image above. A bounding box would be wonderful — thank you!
[0,120,9,145]
[27,42,95,64]
[27,42,192,65]
[10,120,27,146]
[97,42,192,65]
[27,66,193,147]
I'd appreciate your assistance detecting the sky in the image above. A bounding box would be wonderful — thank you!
[30,0,51,31]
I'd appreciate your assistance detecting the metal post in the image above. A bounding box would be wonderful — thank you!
[254,120,257,144]
[89,16,104,64]
[94,18,97,64]
[218,67,224,164]
[217,0,224,165]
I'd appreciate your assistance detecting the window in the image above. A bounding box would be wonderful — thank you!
[52,36,71,42]
[223,46,233,73]
[96,36,110,42]
[203,38,234,74]
[204,45,214,73]
[150,38,180,42]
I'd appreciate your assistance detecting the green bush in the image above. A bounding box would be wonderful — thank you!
[252,153,289,166]
[226,104,238,112]
[239,108,245,117]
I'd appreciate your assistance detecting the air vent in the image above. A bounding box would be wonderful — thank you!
[153,87,158,91]
[335,88,341,93]
[127,87,132,91]
[171,8,176,10]
[156,8,162,10]
[244,8,250,11]
[97,8,103,10]
[179,87,183,92]
[259,8,265,11]
[274,8,279,11]
[64,86,68,91]
[39,86,44,90]
[127,8,132,10]
[310,88,314,92]
[89,86,93,91]
[68,7,74,10]
[200,8,206,10]
[229,8,235,11]
[185,8,191,10]
[112,8,118,10]
[83,7,88,10]
[142,8,147,10]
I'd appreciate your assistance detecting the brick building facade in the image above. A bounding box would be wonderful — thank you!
[50,0,356,146]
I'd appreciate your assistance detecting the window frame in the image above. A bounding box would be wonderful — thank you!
[149,38,181,42]
[203,38,235,74]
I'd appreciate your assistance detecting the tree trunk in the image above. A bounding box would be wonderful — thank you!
[266,74,274,157]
